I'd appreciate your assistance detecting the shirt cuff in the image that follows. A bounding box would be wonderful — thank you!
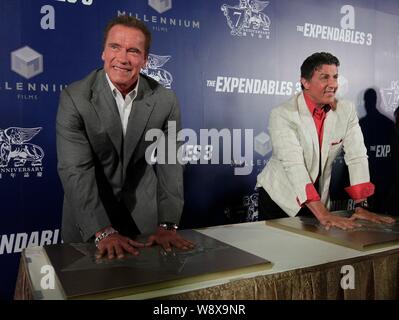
[344,182,375,200]
[297,183,321,207]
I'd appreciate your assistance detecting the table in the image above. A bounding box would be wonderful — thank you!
[14,221,399,299]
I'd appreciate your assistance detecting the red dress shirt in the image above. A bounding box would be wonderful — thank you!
[302,93,374,204]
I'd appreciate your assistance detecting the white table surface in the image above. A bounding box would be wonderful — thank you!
[23,221,399,300]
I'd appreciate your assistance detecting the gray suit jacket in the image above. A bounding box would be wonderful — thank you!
[56,69,184,242]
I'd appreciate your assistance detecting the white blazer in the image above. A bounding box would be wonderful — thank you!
[257,92,370,216]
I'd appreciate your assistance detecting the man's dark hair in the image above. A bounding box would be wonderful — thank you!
[300,52,340,90]
[103,15,151,56]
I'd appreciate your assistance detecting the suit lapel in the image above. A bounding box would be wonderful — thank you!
[320,107,337,174]
[298,93,320,164]
[91,70,123,159]
[123,75,156,174]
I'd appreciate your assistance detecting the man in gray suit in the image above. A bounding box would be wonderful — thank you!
[56,15,193,259]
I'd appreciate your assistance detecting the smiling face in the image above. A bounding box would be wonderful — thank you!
[102,24,148,96]
[301,64,338,107]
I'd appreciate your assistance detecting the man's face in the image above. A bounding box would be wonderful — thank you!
[301,64,338,106]
[102,25,147,95]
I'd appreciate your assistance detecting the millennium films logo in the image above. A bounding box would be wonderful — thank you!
[11,46,43,79]
[0,127,44,179]
[118,0,199,33]
[380,81,399,113]
[296,5,373,46]
[141,54,173,89]
[148,0,172,14]
[1,46,67,101]
[221,0,271,39]
[254,132,271,156]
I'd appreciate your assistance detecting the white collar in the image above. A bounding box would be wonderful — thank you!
[105,72,139,99]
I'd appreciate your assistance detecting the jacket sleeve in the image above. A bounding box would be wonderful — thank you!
[56,89,110,241]
[155,92,184,225]
[342,102,372,186]
[268,108,314,205]
[342,101,374,199]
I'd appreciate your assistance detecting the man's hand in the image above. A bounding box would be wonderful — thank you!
[350,207,396,224]
[318,213,361,230]
[145,227,195,252]
[306,200,361,230]
[95,233,145,260]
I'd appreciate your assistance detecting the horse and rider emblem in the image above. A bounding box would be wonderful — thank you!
[380,81,399,113]
[142,54,173,89]
[0,127,44,168]
[221,0,271,38]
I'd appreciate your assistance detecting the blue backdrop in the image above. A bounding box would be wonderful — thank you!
[1,0,398,299]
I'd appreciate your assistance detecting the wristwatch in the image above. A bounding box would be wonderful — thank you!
[94,227,118,248]
[158,222,178,231]
[354,199,369,211]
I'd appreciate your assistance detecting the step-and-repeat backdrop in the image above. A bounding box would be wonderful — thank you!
[1,0,398,299]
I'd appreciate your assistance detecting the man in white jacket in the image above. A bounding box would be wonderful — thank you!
[256,52,394,230]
